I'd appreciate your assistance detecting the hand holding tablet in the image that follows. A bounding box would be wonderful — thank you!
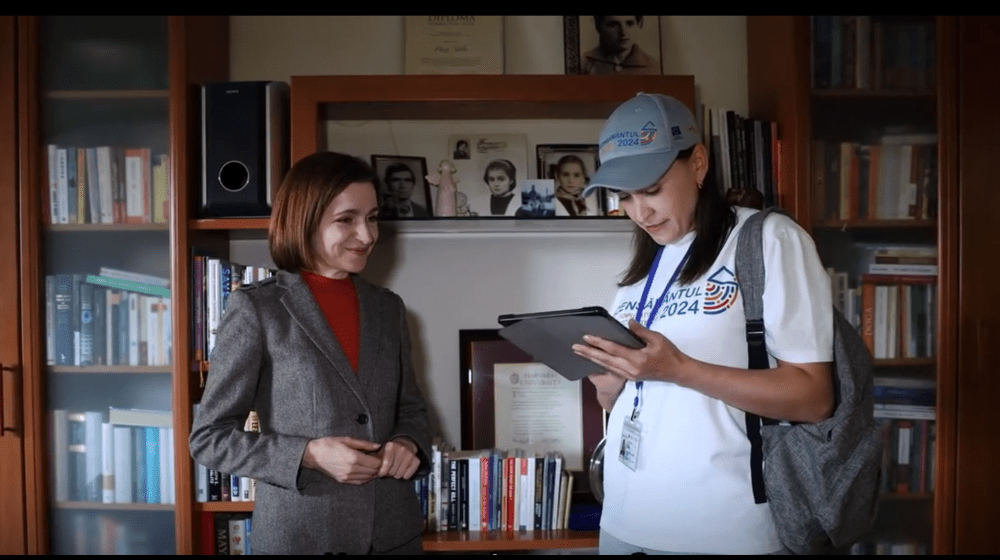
[497,306,645,381]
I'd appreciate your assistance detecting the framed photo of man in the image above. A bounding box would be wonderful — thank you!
[370,155,434,219]
[536,144,604,217]
[563,16,663,75]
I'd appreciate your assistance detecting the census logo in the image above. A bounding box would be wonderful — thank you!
[703,266,739,315]
[639,122,657,145]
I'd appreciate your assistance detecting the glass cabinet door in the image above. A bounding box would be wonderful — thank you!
[808,15,938,555]
[37,16,175,555]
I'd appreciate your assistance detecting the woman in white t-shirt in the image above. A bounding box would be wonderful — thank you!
[572,93,834,554]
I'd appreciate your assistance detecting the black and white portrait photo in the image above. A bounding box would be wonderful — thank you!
[370,155,433,219]
[564,16,663,76]
[537,144,603,217]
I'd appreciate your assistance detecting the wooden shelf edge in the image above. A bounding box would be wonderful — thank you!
[190,217,636,235]
[53,501,174,511]
[421,529,598,552]
[194,501,255,512]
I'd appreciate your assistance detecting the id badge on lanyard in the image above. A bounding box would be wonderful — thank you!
[618,244,691,471]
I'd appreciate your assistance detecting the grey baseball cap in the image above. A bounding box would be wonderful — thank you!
[583,93,701,198]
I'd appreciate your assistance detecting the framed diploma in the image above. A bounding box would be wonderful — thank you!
[404,16,505,75]
[459,329,605,500]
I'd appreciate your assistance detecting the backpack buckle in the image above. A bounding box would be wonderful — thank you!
[746,320,765,347]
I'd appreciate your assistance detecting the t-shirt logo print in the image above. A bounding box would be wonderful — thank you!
[703,266,739,315]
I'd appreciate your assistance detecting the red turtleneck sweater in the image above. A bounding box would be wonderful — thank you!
[302,270,360,372]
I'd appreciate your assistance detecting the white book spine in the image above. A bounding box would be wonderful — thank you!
[56,147,69,224]
[101,421,114,503]
[125,153,144,220]
[468,458,480,531]
[51,409,70,501]
[113,425,133,503]
[96,146,115,224]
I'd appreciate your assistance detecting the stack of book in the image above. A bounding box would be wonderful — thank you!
[49,407,174,505]
[190,254,277,364]
[45,267,171,367]
[416,441,574,533]
[873,376,935,495]
[43,144,169,226]
[192,407,259,503]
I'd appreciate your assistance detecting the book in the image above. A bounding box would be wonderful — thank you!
[95,146,114,224]
[98,267,169,288]
[84,411,104,502]
[84,274,170,299]
[86,147,101,224]
[79,282,95,366]
[51,409,71,501]
[101,421,114,503]
[112,425,133,503]
[108,407,171,428]
[124,147,151,224]
[152,154,169,224]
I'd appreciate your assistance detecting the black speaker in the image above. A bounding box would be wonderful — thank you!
[200,81,289,217]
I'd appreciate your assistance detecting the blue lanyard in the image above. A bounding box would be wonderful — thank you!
[630,242,693,418]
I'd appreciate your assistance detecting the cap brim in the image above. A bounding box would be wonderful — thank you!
[582,151,678,198]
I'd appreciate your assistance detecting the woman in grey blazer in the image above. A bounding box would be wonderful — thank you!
[190,152,432,555]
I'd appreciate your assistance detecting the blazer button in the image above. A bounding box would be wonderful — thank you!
[356,413,368,424]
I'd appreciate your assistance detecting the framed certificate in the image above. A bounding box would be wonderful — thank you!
[459,329,606,500]
[404,16,504,75]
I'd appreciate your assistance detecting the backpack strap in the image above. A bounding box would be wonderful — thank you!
[734,207,784,505]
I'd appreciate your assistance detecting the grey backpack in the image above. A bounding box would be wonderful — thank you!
[735,207,883,554]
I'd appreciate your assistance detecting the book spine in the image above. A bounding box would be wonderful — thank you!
[46,275,55,365]
[86,147,100,224]
[84,411,103,502]
[92,287,106,365]
[132,427,147,503]
[112,425,132,503]
[51,409,70,501]
[71,274,83,366]
[101,422,114,503]
[145,426,160,504]
[79,282,95,366]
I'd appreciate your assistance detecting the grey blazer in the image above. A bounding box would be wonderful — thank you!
[189,270,431,555]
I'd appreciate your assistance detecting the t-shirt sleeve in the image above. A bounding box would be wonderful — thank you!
[760,214,834,364]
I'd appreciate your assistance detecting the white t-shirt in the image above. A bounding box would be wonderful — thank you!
[599,207,833,554]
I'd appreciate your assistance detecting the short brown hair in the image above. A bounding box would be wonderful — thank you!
[268,151,378,272]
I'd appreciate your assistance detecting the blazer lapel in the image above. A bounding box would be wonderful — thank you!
[277,271,364,396]
[353,275,384,391]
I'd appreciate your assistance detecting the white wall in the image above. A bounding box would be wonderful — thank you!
[227,15,748,447]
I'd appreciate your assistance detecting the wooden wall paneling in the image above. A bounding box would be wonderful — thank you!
[934,15,959,556]
[15,15,47,555]
[955,15,1000,555]
[0,14,27,555]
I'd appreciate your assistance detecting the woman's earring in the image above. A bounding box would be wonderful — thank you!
[697,180,704,190]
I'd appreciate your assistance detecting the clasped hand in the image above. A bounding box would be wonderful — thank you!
[572,318,689,384]
[304,436,420,485]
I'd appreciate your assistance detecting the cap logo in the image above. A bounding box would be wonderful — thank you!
[640,122,657,145]
[671,125,683,138]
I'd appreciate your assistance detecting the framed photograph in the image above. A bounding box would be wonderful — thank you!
[459,329,605,500]
[370,155,434,219]
[445,133,529,218]
[564,16,663,75]
[537,144,605,217]
[404,16,504,75]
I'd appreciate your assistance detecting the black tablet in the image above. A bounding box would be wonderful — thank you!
[497,306,646,381]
